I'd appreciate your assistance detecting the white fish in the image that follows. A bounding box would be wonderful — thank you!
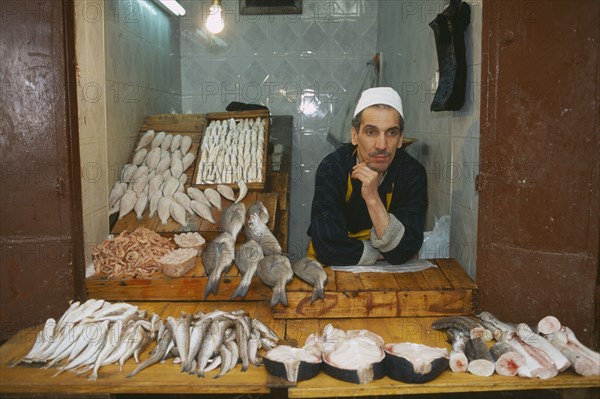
[171,149,183,160]
[158,196,173,225]
[160,134,173,151]
[170,134,182,152]
[118,190,137,219]
[136,130,155,150]
[174,192,194,214]
[180,136,192,155]
[121,164,137,183]
[204,188,222,211]
[151,131,166,148]
[162,176,180,197]
[182,152,195,172]
[134,192,148,220]
[187,187,212,208]
[170,201,188,227]
[148,175,164,198]
[217,184,236,201]
[145,147,161,170]
[148,191,162,218]
[132,148,147,166]
[130,174,148,195]
[155,154,171,175]
[108,181,127,209]
[191,200,215,223]
[171,158,183,179]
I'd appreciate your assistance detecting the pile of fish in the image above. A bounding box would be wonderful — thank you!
[195,117,265,185]
[201,200,327,307]
[108,128,249,227]
[9,299,160,381]
[432,313,600,378]
[92,227,175,278]
[128,309,279,378]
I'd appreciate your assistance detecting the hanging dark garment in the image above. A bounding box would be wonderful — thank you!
[429,0,471,111]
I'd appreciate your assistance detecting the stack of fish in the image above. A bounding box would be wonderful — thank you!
[9,299,160,381]
[195,117,265,184]
[432,312,600,378]
[128,309,279,378]
[108,130,196,223]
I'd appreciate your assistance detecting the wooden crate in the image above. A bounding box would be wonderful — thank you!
[193,110,270,191]
[271,258,478,319]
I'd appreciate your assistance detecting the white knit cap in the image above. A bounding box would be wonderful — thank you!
[353,87,403,118]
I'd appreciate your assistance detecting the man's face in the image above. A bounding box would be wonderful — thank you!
[351,106,403,173]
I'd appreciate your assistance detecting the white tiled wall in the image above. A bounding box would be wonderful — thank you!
[377,0,482,278]
[104,0,182,188]
[179,0,379,260]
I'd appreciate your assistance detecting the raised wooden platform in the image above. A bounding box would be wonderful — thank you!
[86,259,476,319]
[1,302,597,397]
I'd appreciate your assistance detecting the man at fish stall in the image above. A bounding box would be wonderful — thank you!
[307,87,427,266]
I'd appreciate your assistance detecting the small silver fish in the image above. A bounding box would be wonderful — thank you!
[292,257,328,303]
[245,213,282,256]
[257,254,293,307]
[232,240,263,299]
[219,202,246,241]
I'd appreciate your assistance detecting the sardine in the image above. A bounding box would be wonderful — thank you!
[292,257,327,303]
[245,213,282,256]
[203,233,235,298]
[219,202,246,241]
[232,240,263,299]
[257,254,293,307]
[89,321,122,381]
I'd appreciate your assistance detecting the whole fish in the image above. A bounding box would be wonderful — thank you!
[257,254,293,307]
[245,213,282,256]
[247,201,269,224]
[127,329,173,378]
[232,240,263,299]
[203,233,235,298]
[219,202,246,241]
[167,314,191,373]
[292,257,327,303]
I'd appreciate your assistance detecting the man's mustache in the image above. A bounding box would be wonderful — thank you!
[368,150,390,157]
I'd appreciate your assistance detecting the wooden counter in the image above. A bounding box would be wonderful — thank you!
[1,304,598,397]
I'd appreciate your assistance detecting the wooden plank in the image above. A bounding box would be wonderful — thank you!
[268,172,289,211]
[140,114,206,133]
[435,258,478,290]
[393,271,430,290]
[420,267,452,290]
[272,290,473,319]
[333,270,364,291]
[359,272,400,291]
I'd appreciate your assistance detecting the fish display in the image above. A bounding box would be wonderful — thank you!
[263,345,322,383]
[247,201,269,224]
[465,338,495,377]
[9,299,160,381]
[195,117,265,185]
[291,257,327,303]
[256,254,293,307]
[128,309,279,378]
[446,328,469,373]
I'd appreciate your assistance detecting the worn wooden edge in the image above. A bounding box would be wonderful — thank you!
[271,290,474,319]
[286,372,600,398]
[435,258,478,290]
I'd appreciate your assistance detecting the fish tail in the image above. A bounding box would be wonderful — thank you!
[270,284,288,307]
[310,286,324,303]
[231,281,250,300]
[203,273,220,299]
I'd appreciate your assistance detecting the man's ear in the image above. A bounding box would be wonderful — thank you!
[397,133,404,149]
[351,127,358,145]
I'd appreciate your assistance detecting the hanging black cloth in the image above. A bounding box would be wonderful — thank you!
[429,0,471,111]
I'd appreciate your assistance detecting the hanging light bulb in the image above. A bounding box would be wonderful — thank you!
[206,0,224,34]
